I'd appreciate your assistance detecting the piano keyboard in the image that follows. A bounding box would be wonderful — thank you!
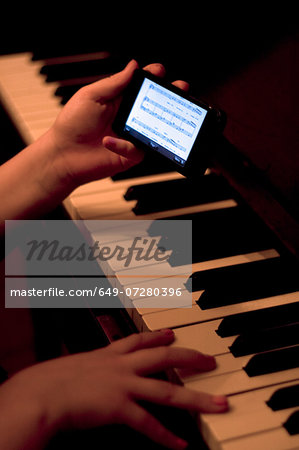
[1,51,299,450]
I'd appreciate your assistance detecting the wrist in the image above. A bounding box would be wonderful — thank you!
[0,127,78,234]
[30,129,77,204]
[0,373,61,450]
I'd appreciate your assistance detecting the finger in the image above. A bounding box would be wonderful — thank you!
[143,62,166,78]
[143,64,189,92]
[172,80,190,91]
[102,136,144,162]
[109,329,175,354]
[128,346,216,375]
[124,403,188,450]
[131,378,229,413]
[86,59,139,102]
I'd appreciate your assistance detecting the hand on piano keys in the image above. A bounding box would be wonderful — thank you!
[0,329,228,450]
[84,217,299,450]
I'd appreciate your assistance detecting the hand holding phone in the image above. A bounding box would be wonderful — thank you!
[113,69,226,177]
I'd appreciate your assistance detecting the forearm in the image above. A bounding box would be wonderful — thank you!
[0,376,57,450]
[0,130,74,235]
[0,61,145,237]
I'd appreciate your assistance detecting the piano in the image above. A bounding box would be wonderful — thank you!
[0,20,299,449]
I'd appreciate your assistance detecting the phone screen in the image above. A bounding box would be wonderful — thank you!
[123,77,208,167]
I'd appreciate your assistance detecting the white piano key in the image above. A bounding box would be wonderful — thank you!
[118,276,192,304]
[87,221,152,244]
[77,172,183,198]
[24,117,57,130]
[108,249,278,326]
[180,352,250,382]
[21,108,61,121]
[88,235,173,276]
[73,196,237,220]
[69,187,137,217]
[199,380,299,444]
[113,249,279,285]
[64,156,237,219]
[63,172,184,218]
[11,100,58,116]
[0,71,58,94]
[65,169,232,214]
[0,53,34,75]
[184,364,299,397]
[221,426,299,450]
[172,319,234,356]
[0,84,36,144]
[124,290,192,311]
[140,291,299,331]
[114,262,191,286]
[113,249,279,321]
[67,188,135,219]
[0,54,61,144]
[70,178,117,197]
[40,51,111,66]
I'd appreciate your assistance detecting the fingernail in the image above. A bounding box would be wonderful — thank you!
[205,354,216,361]
[212,395,228,407]
[203,354,216,369]
[129,58,138,66]
[104,136,117,148]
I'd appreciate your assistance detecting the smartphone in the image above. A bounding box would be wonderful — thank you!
[113,69,226,177]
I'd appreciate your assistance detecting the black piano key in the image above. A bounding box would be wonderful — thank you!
[283,410,299,435]
[32,44,110,60]
[40,57,125,82]
[133,195,195,215]
[54,72,112,105]
[229,323,299,357]
[197,277,299,309]
[157,206,277,266]
[124,178,185,200]
[266,383,299,410]
[216,301,299,337]
[192,258,299,309]
[148,204,267,238]
[186,256,281,292]
[193,256,297,295]
[55,84,83,97]
[197,283,298,309]
[124,173,233,202]
[243,345,299,377]
[131,176,235,215]
[55,84,86,104]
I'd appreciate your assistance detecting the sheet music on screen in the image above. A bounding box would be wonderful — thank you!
[124,78,207,166]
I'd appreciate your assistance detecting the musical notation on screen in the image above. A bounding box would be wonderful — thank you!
[125,78,207,160]
[140,98,195,138]
[131,117,187,152]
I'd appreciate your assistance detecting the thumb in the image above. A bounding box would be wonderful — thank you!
[87,59,139,102]
[103,136,144,162]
